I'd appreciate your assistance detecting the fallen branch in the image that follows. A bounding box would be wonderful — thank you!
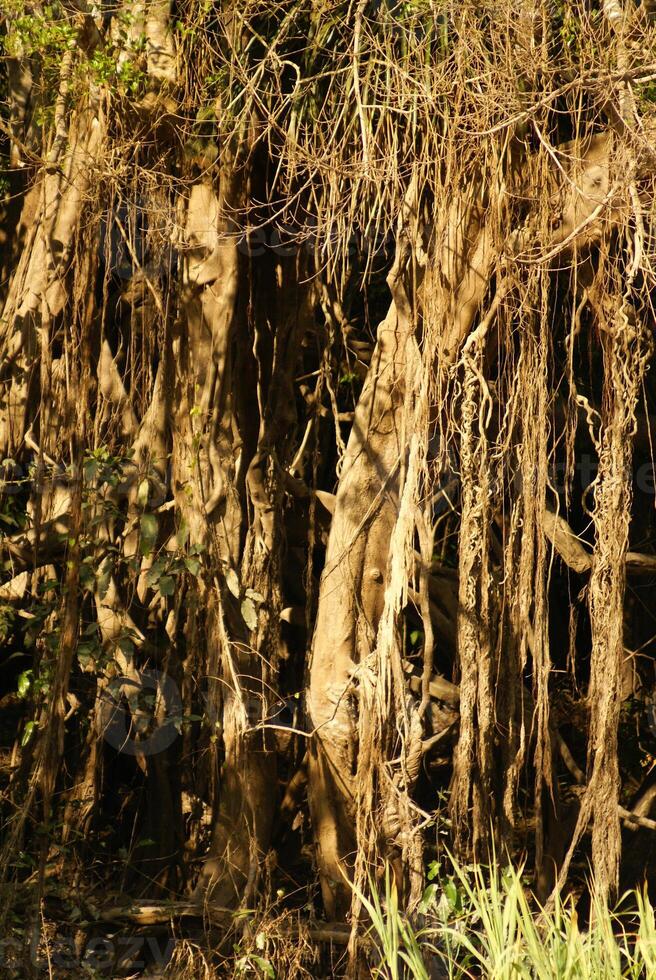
[556,731,656,832]
[89,900,364,946]
[406,670,460,706]
[542,509,592,573]
[543,508,656,576]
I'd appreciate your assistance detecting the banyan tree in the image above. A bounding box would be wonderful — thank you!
[2,0,656,974]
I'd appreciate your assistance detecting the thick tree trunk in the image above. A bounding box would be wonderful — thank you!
[307,294,413,917]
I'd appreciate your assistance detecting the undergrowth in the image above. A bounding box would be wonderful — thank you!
[356,858,656,980]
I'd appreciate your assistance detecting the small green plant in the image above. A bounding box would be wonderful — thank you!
[351,866,432,980]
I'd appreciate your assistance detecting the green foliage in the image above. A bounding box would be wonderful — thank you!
[1,1,147,106]
[235,953,276,978]
[0,484,27,533]
[146,550,202,596]
[85,31,146,96]
[351,866,431,980]
[16,668,32,698]
[21,719,36,746]
[2,1,77,60]
[357,857,656,979]
[0,445,209,747]
[0,603,15,644]
[409,629,423,649]
[139,512,159,556]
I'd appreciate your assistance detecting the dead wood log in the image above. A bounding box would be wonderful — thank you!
[543,507,656,576]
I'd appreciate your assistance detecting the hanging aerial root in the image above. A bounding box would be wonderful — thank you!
[554,256,653,904]
[449,330,494,859]
[499,265,552,872]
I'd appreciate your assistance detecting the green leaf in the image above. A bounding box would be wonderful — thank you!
[139,514,159,556]
[225,567,240,598]
[21,720,36,748]
[240,597,258,631]
[137,478,150,508]
[418,883,438,914]
[17,669,32,698]
[96,557,113,600]
[158,575,175,597]
[176,520,189,549]
[77,642,98,669]
[251,957,275,979]
[185,556,201,576]
[146,558,167,587]
[444,879,461,912]
[117,637,135,657]
[79,561,95,590]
